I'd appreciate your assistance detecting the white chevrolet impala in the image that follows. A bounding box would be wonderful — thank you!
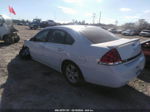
[19,25,145,87]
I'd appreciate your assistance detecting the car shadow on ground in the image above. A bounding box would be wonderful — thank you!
[1,56,150,110]
[0,41,18,49]
[0,42,9,48]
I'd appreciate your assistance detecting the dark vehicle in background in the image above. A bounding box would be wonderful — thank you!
[108,28,117,33]
[139,30,150,37]
[40,21,49,28]
[108,28,123,34]
[141,39,150,63]
[47,20,56,26]
[40,20,56,28]
[122,29,139,36]
[17,23,23,25]
[116,29,122,34]
[29,19,41,30]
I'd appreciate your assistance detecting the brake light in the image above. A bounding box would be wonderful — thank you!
[99,48,122,65]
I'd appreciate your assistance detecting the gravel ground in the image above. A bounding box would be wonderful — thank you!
[0,25,150,111]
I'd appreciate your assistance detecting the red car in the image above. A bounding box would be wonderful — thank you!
[141,39,150,63]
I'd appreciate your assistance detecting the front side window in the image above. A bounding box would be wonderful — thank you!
[35,30,49,42]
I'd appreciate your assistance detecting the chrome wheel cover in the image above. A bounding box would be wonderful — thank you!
[65,64,80,83]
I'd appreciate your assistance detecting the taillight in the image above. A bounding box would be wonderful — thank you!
[99,48,122,65]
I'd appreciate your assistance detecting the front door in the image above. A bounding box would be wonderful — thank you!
[29,29,49,63]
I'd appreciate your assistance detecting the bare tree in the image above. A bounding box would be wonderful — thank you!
[135,19,149,31]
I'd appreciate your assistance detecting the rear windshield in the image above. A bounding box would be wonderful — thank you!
[79,27,119,44]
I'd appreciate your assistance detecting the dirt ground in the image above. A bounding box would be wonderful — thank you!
[0,25,150,110]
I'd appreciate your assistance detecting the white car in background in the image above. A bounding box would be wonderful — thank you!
[19,25,145,88]
[140,30,150,37]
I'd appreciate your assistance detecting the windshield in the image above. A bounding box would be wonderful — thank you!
[79,26,119,44]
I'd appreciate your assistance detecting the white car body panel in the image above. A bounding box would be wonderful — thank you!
[24,25,145,88]
[0,15,12,39]
[140,32,150,36]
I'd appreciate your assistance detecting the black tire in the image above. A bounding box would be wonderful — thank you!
[4,36,14,44]
[33,27,38,30]
[19,46,31,60]
[14,35,20,43]
[63,62,84,86]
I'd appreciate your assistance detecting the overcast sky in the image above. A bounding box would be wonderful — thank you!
[1,0,150,25]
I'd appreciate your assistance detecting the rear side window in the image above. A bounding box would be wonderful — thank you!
[65,34,74,45]
[79,27,119,44]
[47,29,74,45]
[48,30,65,44]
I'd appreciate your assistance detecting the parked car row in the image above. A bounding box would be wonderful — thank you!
[29,19,57,30]
[108,28,150,37]
[108,28,122,34]
[122,29,139,36]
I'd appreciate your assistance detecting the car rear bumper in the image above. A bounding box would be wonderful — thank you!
[81,54,145,88]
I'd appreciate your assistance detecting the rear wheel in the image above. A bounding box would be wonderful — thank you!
[63,62,84,86]
[19,46,31,59]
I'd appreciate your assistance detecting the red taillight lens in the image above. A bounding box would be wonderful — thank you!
[100,48,122,65]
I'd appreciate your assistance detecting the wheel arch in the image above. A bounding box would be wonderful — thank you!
[61,60,83,73]
[61,60,76,71]
[61,59,85,81]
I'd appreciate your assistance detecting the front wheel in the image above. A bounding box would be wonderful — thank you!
[19,46,31,59]
[63,62,84,86]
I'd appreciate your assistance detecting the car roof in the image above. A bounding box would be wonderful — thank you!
[44,25,100,32]
[42,25,119,44]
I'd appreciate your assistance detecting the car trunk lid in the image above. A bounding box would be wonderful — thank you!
[92,38,141,61]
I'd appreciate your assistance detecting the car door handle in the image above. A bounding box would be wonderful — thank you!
[57,48,64,52]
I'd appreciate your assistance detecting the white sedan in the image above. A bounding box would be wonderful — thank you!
[19,25,145,87]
